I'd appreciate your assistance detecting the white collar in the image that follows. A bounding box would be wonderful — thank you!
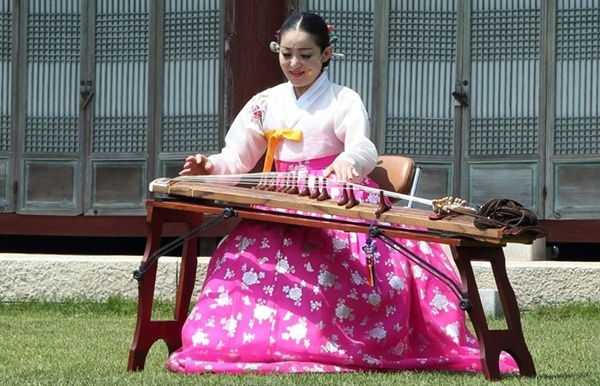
[290,72,329,107]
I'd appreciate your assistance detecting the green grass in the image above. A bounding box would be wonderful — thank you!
[1,299,599,385]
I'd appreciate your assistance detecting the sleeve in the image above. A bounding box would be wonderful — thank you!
[207,92,269,175]
[332,88,378,180]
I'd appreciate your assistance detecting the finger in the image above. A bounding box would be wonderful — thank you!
[204,159,214,174]
[331,168,345,182]
[344,169,357,182]
[195,154,206,166]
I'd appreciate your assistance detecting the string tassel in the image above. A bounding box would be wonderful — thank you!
[362,238,377,286]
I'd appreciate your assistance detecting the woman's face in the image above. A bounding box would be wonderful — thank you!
[279,30,332,98]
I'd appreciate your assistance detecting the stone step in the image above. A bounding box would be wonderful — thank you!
[1,253,599,316]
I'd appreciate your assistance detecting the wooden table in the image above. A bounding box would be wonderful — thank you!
[127,196,544,381]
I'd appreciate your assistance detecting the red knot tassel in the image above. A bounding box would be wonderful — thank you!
[362,238,377,287]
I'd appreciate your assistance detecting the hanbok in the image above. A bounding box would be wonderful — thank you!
[167,74,517,374]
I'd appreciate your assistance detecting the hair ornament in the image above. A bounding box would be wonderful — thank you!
[327,25,339,46]
[326,24,343,58]
[269,29,281,53]
[269,41,280,53]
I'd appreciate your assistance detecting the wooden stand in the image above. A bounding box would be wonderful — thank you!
[128,199,537,381]
[127,203,203,371]
[451,245,536,379]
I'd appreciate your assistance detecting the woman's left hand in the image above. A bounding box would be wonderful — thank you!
[324,160,359,183]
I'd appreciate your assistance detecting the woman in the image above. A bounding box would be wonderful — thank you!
[168,12,517,374]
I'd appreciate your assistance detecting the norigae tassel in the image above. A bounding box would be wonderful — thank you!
[362,238,377,286]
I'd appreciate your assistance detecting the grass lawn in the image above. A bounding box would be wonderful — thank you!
[0,298,599,386]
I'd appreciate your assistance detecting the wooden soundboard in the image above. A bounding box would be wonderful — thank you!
[149,177,549,245]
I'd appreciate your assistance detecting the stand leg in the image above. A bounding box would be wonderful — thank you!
[127,205,203,371]
[451,245,536,381]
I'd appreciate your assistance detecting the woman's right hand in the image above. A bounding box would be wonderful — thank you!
[179,154,214,176]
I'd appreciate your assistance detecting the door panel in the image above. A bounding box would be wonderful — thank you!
[158,0,221,177]
[466,0,542,211]
[549,0,600,219]
[19,0,81,214]
[0,0,11,212]
[86,0,149,214]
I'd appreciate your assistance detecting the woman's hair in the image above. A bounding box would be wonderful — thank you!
[279,12,331,68]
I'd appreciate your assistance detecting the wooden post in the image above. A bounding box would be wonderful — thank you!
[222,0,298,130]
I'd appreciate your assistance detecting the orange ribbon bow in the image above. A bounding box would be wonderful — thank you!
[262,128,303,172]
